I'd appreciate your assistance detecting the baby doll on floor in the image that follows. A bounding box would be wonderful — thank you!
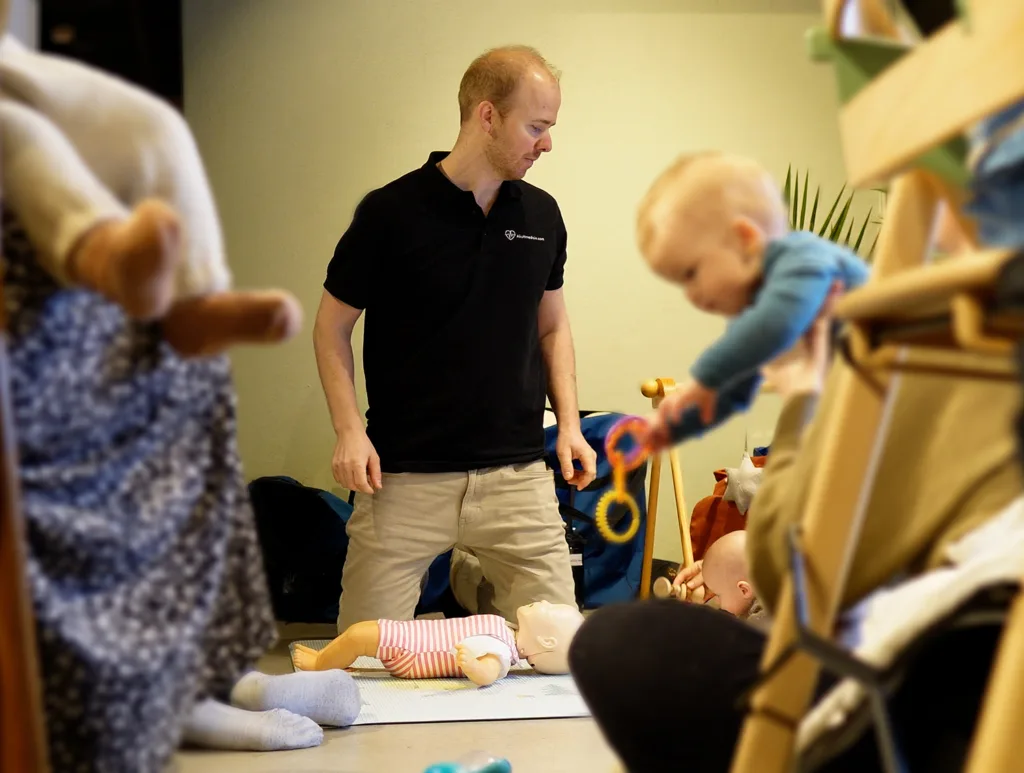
[294,601,586,687]
[0,32,301,356]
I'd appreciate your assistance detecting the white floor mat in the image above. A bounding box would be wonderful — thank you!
[288,639,591,725]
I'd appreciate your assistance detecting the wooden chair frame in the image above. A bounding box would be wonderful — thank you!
[730,2,1024,771]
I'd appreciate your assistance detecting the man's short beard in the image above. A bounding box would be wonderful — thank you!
[484,119,522,180]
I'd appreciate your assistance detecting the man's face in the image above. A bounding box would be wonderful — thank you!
[485,70,560,180]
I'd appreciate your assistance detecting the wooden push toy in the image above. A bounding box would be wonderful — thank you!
[596,379,703,602]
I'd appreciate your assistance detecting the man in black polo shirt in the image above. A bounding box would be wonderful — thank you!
[313,45,596,629]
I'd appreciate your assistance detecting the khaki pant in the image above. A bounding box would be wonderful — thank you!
[338,459,576,630]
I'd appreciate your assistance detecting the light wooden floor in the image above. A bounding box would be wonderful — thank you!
[173,624,621,773]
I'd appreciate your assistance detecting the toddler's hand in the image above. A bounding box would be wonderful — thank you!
[658,379,717,426]
[640,380,717,452]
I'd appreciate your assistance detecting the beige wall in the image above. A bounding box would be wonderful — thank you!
[182,0,858,561]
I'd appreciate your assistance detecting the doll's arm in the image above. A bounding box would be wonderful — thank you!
[293,620,381,672]
[455,636,513,686]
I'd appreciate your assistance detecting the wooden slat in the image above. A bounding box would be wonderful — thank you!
[839,0,1024,187]
[639,449,661,600]
[965,587,1024,773]
[0,325,50,772]
[851,342,1019,380]
[836,249,1013,322]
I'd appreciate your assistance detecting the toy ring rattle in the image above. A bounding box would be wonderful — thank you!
[595,415,651,544]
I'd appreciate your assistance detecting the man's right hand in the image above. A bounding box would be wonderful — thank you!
[332,430,382,495]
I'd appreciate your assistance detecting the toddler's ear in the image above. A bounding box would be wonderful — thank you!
[737,580,754,599]
[733,216,765,261]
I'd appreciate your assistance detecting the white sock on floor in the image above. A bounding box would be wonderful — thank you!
[181,699,324,751]
[230,669,362,727]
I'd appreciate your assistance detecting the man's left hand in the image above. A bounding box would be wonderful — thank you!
[556,428,597,489]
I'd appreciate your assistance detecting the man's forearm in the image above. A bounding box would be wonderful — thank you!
[540,324,581,431]
[313,322,364,436]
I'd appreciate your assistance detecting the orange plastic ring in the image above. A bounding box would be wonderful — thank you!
[605,416,650,472]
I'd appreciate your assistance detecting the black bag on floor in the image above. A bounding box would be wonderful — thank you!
[248,476,352,624]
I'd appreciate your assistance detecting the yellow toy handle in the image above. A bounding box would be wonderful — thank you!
[595,489,641,544]
[595,416,650,544]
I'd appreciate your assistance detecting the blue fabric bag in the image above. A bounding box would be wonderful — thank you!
[544,411,648,608]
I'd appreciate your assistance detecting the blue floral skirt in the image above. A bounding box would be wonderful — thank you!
[3,211,276,773]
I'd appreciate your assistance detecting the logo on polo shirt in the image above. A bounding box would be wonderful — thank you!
[505,229,545,242]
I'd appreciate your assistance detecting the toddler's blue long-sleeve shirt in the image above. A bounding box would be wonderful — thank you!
[669,231,869,445]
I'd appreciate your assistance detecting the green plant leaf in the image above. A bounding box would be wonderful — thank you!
[792,171,800,229]
[783,165,792,218]
[809,187,821,232]
[829,193,854,242]
[853,208,872,252]
[799,170,809,230]
[786,167,884,260]
[818,183,846,237]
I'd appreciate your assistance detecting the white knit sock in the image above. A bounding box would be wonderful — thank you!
[229,669,361,727]
[181,699,323,751]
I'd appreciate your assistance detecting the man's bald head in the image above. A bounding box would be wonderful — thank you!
[458,45,561,124]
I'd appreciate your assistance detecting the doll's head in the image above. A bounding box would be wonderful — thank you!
[702,530,756,617]
[636,152,789,317]
[514,601,585,674]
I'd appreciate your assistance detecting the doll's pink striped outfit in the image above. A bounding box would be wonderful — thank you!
[376,614,519,679]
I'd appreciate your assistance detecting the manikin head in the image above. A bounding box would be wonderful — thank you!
[514,601,585,674]
[636,152,789,317]
[456,45,561,181]
[702,530,756,617]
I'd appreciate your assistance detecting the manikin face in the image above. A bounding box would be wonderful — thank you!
[514,600,582,674]
[483,70,560,180]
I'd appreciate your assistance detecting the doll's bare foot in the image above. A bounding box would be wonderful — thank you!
[68,198,180,320]
[292,620,378,672]
[292,644,323,672]
[161,290,303,357]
